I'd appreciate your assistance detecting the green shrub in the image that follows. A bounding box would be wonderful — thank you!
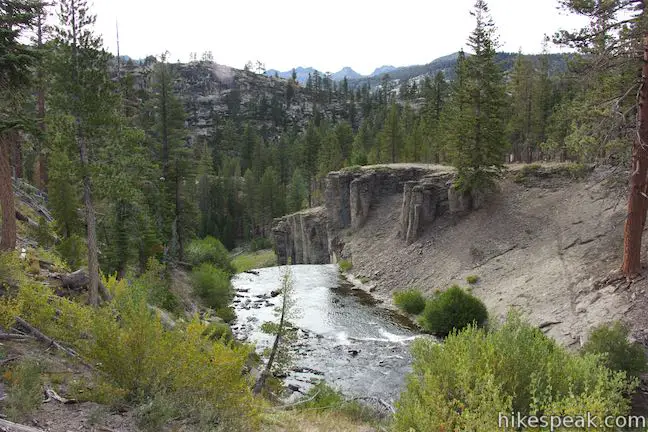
[136,258,178,313]
[466,274,479,284]
[393,289,426,315]
[232,250,277,273]
[202,321,234,343]
[186,236,235,275]
[215,307,236,323]
[55,234,87,269]
[0,276,260,429]
[298,382,377,423]
[338,259,353,272]
[191,263,233,310]
[419,285,488,336]
[4,360,43,422]
[250,237,272,252]
[395,312,635,432]
[582,321,647,379]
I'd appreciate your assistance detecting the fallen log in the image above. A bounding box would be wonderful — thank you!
[0,418,45,432]
[48,269,112,302]
[0,333,33,341]
[15,317,80,359]
[15,210,38,228]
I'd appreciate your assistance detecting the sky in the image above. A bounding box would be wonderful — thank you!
[90,0,587,76]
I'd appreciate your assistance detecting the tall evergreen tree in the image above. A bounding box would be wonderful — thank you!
[51,0,116,304]
[447,0,507,193]
[0,0,40,251]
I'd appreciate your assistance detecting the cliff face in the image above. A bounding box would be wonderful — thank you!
[272,164,455,265]
[122,60,351,142]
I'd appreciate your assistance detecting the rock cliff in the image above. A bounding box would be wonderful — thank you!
[273,164,455,265]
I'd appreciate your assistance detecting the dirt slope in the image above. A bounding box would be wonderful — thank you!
[343,165,645,347]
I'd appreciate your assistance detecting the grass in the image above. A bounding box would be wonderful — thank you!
[466,275,479,284]
[3,360,43,422]
[232,250,277,273]
[338,259,353,272]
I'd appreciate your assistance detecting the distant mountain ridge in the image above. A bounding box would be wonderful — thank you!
[265,51,568,86]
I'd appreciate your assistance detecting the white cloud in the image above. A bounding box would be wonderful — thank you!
[91,0,587,75]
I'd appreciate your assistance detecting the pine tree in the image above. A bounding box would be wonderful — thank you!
[286,168,307,213]
[446,0,507,193]
[51,0,116,304]
[379,103,403,163]
[0,0,41,251]
[557,0,648,276]
[151,55,192,261]
[507,51,535,163]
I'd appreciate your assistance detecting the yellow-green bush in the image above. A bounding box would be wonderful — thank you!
[0,275,260,430]
[191,263,233,310]
[395,313,634,432]
[186,236,235,275]
[393,289,426,315]
[338,259,353,272]
[419,285,488,336]
[3,360,43,422]
[582,321,647,379]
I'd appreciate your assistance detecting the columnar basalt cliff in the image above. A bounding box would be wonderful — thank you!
[272,165,455,265]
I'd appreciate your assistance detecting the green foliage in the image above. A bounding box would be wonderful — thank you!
[395,312,635,432]
[466,274,479,284]
[393,289,426,315]
[1,276,259,429]
[186,236,235,275]
[338,259,353,272]
[191,263,233,310]
[297,382,378,423]
[232,250,277,273]
[582,321,648,379]
[135,258,178,312]
[215,307,236,323]
[202,321,234,343]
[419,285,488,336]
[250,237,273,252]
[444,2,507,193]
[55,234,87,269]
[3,360,43,422]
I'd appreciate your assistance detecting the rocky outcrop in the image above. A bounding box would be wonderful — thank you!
[399,173,453,244]
[273,165,456,265]
[272,207,329,265]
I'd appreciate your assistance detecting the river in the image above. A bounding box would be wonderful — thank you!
[230,265,422,405]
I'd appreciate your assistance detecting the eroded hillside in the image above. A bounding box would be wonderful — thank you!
[273,164,648,347]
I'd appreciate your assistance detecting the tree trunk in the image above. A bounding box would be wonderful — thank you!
[11,131,23,179]
[78,131,100,305]
[0,134,16,251]
[174,160,184,261]
[36,8,47,190]
[621,33,648,277]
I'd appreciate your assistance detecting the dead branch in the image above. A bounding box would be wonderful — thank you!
[14,317,79,359]
[0,418,46,432]
[44,386,76,404]
[273,390,321,410]
[0,333,33,341]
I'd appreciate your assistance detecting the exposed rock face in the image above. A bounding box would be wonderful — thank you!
[272,207,329,265]
[273,164,456,265]
[400,173,452,244]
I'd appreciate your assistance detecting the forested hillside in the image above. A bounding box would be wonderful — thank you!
[2,0,648,430]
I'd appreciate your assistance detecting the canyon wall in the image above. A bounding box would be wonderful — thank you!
[272,165,455,265]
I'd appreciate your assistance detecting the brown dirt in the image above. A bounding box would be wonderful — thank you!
[343,165,647,347]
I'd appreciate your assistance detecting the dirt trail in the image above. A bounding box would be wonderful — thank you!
[343,166,644,346]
